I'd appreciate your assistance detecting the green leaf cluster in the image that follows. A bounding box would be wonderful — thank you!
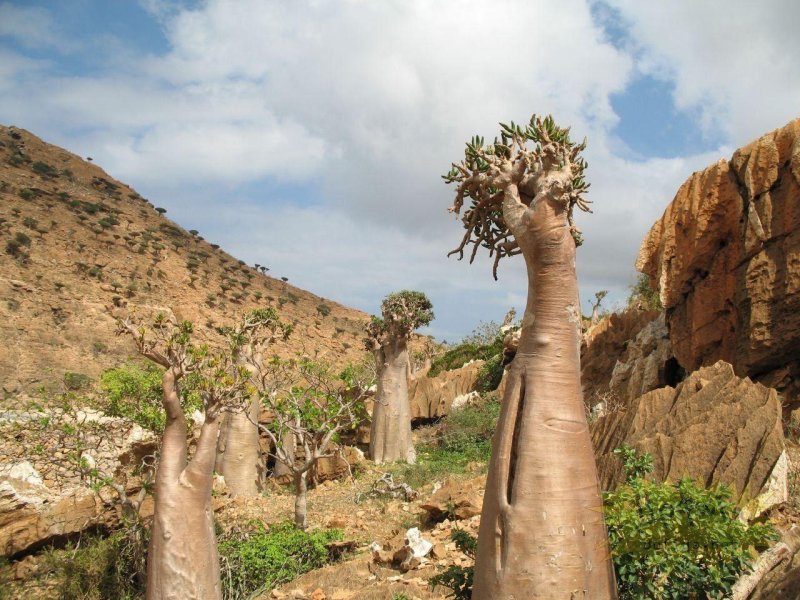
[219,523,342,599]
[99,363,202,432]
[605,446,777,599]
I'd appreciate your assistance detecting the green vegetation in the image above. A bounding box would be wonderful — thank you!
[390,396,499,489]
[42,528,147,600]
[32,160,59,178]
[99,363,201,433]
[604,445,776,599]
[5,231,32,259]
[628,272,661,310]
[316,302,332,317]
[219,523,343,599]
[63,372,92,391]
[475,353,504,392]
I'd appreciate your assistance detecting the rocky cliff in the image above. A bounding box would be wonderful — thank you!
[637,118,800,406]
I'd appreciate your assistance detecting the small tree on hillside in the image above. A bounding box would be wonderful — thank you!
[116,310,279,600]
[591,289,609,324]
[365,291,434,464]
[444,115,616,598]
[246,356,369,528]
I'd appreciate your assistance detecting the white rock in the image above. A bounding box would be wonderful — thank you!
[405,527,432,558]
[0,461,44,487]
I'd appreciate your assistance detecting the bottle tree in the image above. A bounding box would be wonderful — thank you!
[444,115,617,599]
[116,309,287,600]
[365,290,434,464]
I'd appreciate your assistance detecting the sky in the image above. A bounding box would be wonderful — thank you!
[1,0,798,342]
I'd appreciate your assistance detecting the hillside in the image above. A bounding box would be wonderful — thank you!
[0,125,370,396]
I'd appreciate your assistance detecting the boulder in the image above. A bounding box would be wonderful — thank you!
[420,476,484,521]
[637,118,800,406]
[592,362,786,514]
[0,478,105,557]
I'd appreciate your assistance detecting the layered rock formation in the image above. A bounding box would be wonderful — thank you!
[408,360,483,421]
[581,308,673,406]
[637,118,800,406]
[592,362,786,514]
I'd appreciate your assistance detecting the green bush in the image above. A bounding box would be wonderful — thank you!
[428,335,503,379]
[605,446,777,599]
[99,363,205,432]
[32,161,59,178]
[628,273,661,310]
[391,397,499,489]
[100,363,164,432]
[427,446,777,599]
[64,372,92,391]
[475,353,504,392]
[43,528,147,600]
[219,522,342,599]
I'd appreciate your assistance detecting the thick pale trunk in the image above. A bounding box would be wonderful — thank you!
[471,187,616,599]
[218,398,262,496]
[370,341,415,464]
[294,470,308,529]
[146,371,222,600]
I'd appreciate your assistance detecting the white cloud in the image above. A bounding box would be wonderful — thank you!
[605,0,800,143]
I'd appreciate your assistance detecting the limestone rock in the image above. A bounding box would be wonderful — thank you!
[0,478,105,557]
[408,361,483,421]
[581,308,662,406]
[748,526,800,600]
[592,362,786,512]
[607,312,678,404]
[637,118,800,405]
[420,477,484,521]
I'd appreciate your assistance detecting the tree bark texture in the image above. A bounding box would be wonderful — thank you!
[217,397,262,496]
[294,470,308,529]
[471,184,617,598]
[370,339,416,464]
[272,430,296,478]
[146,370,222,600]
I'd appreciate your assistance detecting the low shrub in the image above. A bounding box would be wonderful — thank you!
[63,372,92,391]
[43,527,148,600]
[605,445,777,599]
[219,522,343,599]
[429,529,476,599]
[475,353,503,392]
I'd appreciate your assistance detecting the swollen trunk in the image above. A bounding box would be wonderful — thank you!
[471,193,616,598]
[218,398,262,496]
[146,372,222,600]
[370,340,415,464]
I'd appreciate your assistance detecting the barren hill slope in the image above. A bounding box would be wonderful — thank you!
[0,125,369,395]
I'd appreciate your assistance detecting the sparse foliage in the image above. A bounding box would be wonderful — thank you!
[444,114,591,278]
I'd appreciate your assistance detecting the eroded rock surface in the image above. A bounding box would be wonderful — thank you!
[592,362,786,511]
[408,361,483,420]
[637,118,800,406]
[581,307,663,406]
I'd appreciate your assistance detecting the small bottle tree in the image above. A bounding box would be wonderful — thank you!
[444,115,616,598]
[247,357,369,528]
[591,289,609,324]
[365,291,433,464]
[116,309,283,600]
